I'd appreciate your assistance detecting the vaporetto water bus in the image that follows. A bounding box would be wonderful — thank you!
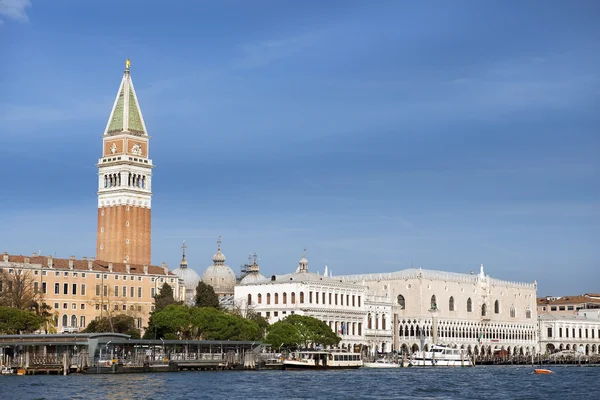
[283,350,363,370]
[409,345,473,367]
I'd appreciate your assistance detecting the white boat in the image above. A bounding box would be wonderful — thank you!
[283,350,362,370]
[1,366,14,375]
[362,358,400,369]
[409,344,473,367]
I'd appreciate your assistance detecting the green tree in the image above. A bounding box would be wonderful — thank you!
[0,306,43,334]
[246,310,269,338]
[82,314,141,338]
[195,281,219,308]
[265,320,301,350]
[154,283,180,310]
[266,315,340,349]
[143,304,264,341]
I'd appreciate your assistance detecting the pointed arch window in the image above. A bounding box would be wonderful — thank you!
[71,315,78,327]
[481,303,487,317]
[467,298,472,312]
[62,314,68,327]
[257,293,262,304]
[291,292,296,304]
[510,307,515,318]
[300,292,304,304]
[266,293,271,305]
[430,295,437,311]
[247,294,252,305]
[526,308,532,319]
[494,300,500,314]
[283,292,287,304]
[274,293,279,304]
[449,296,455,311]
[397,294,405,309]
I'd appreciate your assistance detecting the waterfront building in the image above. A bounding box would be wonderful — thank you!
[96,59,153,266]
[0,61,187,335]
[537,293,600,315]
[234,253,368,351]
[172,241,201,305]
[338,264,539,358]
[538,309,600,356]
[0,252,185,333]
[201,237,236,298]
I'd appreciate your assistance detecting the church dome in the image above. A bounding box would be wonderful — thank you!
[240,272,266,285]
[202,237,236,296]
[172,241,201,305]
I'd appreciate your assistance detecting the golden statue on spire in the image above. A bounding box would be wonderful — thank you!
[125,58,131,70]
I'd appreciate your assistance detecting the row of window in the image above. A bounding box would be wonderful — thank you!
[398,295,532,318]
[57,314,144,329]
[547,326,599,339]
[54,302,86,310]
[2,268,173,284]
[399,324,536,341]
[95,284,144,298]
[103,172,148,189]
[248,292,362,307]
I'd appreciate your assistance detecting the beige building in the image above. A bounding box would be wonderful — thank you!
[0,252,185,334]
[537,293,600,315]
[339,264,539,357]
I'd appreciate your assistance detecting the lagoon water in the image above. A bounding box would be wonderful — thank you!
[1,366,598,400]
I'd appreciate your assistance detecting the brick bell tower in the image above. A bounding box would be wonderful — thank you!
[96,59,153,265]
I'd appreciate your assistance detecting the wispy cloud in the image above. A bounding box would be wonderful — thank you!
[233,32,318,69]
[0,0,32,24]
[480,243,525,260]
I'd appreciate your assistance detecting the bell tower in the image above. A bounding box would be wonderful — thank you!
[96,59,153,265]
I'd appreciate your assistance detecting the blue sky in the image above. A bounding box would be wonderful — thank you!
[0,0,598,295]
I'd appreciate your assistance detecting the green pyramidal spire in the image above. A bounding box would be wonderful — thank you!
[104,59,147,136]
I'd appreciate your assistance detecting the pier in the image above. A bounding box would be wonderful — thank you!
[0,333,263,375]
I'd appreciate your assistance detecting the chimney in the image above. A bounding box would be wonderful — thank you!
[24,257,30,264]
[32,252,37,257]
[48,255,53,268]
[88,258,94,271]
[143,265,148,275]
[82,256,87,261]
[108,263,113,273]
[126,264,131,274]
[69,255,75,270]
[3,252,8,262]
[161,262,168,275]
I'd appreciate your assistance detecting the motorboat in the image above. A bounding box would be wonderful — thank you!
[1,366,14,375]
[534,368,553,375]
[283,350,362,370]
[362,358,400,369]
[409,344,473,367]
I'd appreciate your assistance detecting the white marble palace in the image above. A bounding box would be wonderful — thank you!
[235,256,539,357]
[339,264,538,358]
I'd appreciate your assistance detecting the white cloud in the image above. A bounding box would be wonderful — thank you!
[0,0,32,23]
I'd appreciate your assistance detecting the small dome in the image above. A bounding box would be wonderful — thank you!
[240,272,266,285]
[212,250,226,264]
[296,250,309,273]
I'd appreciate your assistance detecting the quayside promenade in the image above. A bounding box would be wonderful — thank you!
[0,333,263,375]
